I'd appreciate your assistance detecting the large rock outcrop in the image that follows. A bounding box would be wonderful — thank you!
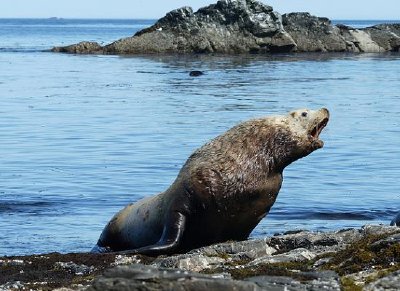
[282,13,400,53]
[53,0,296,54]
[282,13,349,52]
[51,0,400,55]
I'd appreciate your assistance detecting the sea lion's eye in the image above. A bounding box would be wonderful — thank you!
[301,112,308,117]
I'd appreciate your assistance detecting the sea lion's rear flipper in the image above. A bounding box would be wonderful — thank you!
[119,211,186,256]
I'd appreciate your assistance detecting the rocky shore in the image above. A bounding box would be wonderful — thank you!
[1,225,400,290]
[51,0,400,55]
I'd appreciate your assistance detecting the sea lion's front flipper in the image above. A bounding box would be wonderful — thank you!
[119,211,186,256]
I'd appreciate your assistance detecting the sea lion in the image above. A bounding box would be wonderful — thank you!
[92,108,329,255]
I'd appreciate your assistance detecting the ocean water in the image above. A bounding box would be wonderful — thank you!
[0,19,399,256]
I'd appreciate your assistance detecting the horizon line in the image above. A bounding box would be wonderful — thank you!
[0,16,399,21]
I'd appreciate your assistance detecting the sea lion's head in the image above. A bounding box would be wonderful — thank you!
[268,108,329,170]
[287,107,330,155]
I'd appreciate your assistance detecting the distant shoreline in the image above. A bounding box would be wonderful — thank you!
[0,17,399,22]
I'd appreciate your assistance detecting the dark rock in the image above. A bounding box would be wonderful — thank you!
[363,24,400,52]
[102,0,295,54]
[51,41,103,54]
[282,12,348,52]
[189,70,204,76]
[87,264,259,291]
[88,263,342,291]
[53,0,296,54]
[390,211,400,226]
[247,271,340,290]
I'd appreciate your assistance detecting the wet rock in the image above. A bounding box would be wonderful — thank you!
[54,261,96,275]
[189,70,204,76]
[390,211,400,226]
[51,41,102,54]
[103,0,295,54]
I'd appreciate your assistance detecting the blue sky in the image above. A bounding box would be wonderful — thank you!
[1,0,399,19]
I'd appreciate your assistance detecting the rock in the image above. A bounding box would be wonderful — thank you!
[189,70,204,76]
[154,253,226,272]
[51,1,400,55]
[102,0,295,54]
[363,24,400,52]
[248,248,317,265]
[196,237,277,259]
[87,264,259,291]
[88,263,342,291]
[338,27,384,52]
[364,270,400,290]
[54,261,96,275]
[282,12,348,52]
[390,211,400,226]
[51,41,102,54]
[1,225,400,290]
[282,13,398,53]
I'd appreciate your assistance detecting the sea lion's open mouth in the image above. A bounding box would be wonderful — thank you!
[310,117,329,140]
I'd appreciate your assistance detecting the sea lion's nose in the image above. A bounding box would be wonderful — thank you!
[321,108,330,117]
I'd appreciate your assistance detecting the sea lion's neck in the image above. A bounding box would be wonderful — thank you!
[263,126,301,172]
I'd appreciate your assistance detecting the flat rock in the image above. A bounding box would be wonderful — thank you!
[51,41,103,54]
[87,264,259,291]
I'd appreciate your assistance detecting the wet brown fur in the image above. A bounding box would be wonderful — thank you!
[96,108,329,254]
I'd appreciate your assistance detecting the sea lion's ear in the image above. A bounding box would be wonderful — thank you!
[290,112,296,118]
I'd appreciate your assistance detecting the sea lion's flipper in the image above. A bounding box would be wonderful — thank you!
[119,211,186,256]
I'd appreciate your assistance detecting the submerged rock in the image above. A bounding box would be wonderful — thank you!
[51,0,400,55]
[189,70,204,76]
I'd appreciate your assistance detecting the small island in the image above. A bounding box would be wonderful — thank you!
[52,0,400,54]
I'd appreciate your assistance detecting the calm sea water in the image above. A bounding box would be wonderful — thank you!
[1,19,399,256]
